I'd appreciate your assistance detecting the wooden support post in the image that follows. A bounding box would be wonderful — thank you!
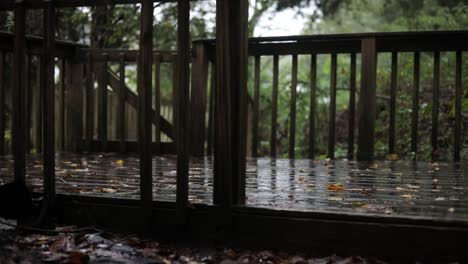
[98,54,108,151]
[118,53,126,153]
[43,0,56,224]
[139,0,153,230]
[309,54,316,159]
[454,51,462,162]
[357,38,377,161]
[36,56,43,153]
[0,51,4,156]
[65,61,83,152]
[271,55,279,157]
[206,65,215,156]
[411,52,420,156]
[348,53,356,159]
[154,53,161,155]
[60,59,65,151]
[289,55,298,159]
[389,52,397,154]
[190,43,209,156]
[328,53,337,159]
[431,52,440,160]
[252,55,260,157]
[176,0,191,225]
[172,54,178,129]
[13,0,26,183]
[85,54,94,152]
[25,54,32,154]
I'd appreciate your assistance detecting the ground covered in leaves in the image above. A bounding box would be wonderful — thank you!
[0,222,389,264]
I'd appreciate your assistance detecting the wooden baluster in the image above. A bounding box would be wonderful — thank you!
[454,51,462,162]
[85,54,94,151]
[0,51,4,156]
[348,53,356,159]
[431,51,440,161]
[118,53,126,153]
[98,54,108,151]
[13,1,26,183]
[25,54,32,154]
[207,65,215,156]
[309,54,317,159]
[411,52,420,157]
[176,0,190,225]
[328,53,337,159]
[289,55,298,159]
[252,55,260,157]
[139,0,153,231]
[357,38,377,161]
[389,52,397,154]
[154,53,161,155]
[36,56,43,153]
[271,55,279,158]
[172,54,178,131]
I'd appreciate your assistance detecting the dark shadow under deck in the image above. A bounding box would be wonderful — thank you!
[0,153,466,223]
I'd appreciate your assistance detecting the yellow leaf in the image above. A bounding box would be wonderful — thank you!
[387,154,399,161]
[116,160,124,167]
[102,188,116,193]
[327,184,344,192]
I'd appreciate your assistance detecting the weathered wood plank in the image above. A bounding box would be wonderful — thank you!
[328,53,337,159]
[411,52,420,156]
[60,58,66,151]
[0,51,5,156]
[271,55,279,158]
[357,38,377,161]
[389,52,397,154]
[189,43,209,156]
[25,54,32,154]
[0,0,201,10]
[431,52,440,160]
[118,54,126,153]
[139,0,153,229]
[98,54,108,151]
[289,55,298,159]
[85,54,94,151]
[176,0,190,225]
[252,55,260,157]
[348,53,356,159]
[309,54,317,159]
[454,51,462,162]
[65,62,84,152]
[35,56,43,153]
[13,1,26,183]
[206,65,215,156]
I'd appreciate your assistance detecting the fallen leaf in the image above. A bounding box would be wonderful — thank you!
[101,188,117,193]
[448,208,455,213]
[327,184,344,192]
[116,160,124,167]
[387,154,399,161]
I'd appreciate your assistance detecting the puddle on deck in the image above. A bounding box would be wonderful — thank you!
[0,153,466,222]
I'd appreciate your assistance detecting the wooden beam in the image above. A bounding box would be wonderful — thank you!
[85,54,94,151]
[13,1,26,183]
[153,53,161,155]
[43,0,56,224]
[357,38,377,161]
[98,54,108,151]
[118,54,126,153]
[454,51,462,162]
[60,58,66,151]
[309,54,316,159]
[271,55,279,158]
[252,55,260,157]
[431,52,440,161]
[389,52,397,154]
[36,56,43,153]
[328,53,337,159]
[411,52,420,156]
[176,0,191,225]
[206,65,215,156]
[138,0,153,230]
[189,43,209,156]
[65,62,84,152]
[347,53,356,159]
[289,55,298,159]
[25,54,32,154]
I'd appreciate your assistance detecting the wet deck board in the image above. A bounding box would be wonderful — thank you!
[0,153,466,223]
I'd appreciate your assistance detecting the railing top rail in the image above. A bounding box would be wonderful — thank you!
[194,30,468,55]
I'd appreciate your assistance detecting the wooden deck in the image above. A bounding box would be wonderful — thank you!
[0,153,466,223]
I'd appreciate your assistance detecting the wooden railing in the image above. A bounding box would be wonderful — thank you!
[193,30,467,161]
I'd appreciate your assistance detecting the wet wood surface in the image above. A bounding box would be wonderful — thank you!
[0,153,466,222]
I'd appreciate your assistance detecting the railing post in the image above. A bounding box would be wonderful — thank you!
[85,53,94,152]
[13,0,26,184]
[43,0,56,225]
[189,42,209,156]
[357,38,377,161]
[0,51,5,156]
[138,0,153,231]
[176,0,190,225]
[98,54,108,151]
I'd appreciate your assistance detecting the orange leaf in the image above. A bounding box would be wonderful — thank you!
[327,184,344,192]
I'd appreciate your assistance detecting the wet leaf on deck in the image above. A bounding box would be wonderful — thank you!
[327,184,344,192]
